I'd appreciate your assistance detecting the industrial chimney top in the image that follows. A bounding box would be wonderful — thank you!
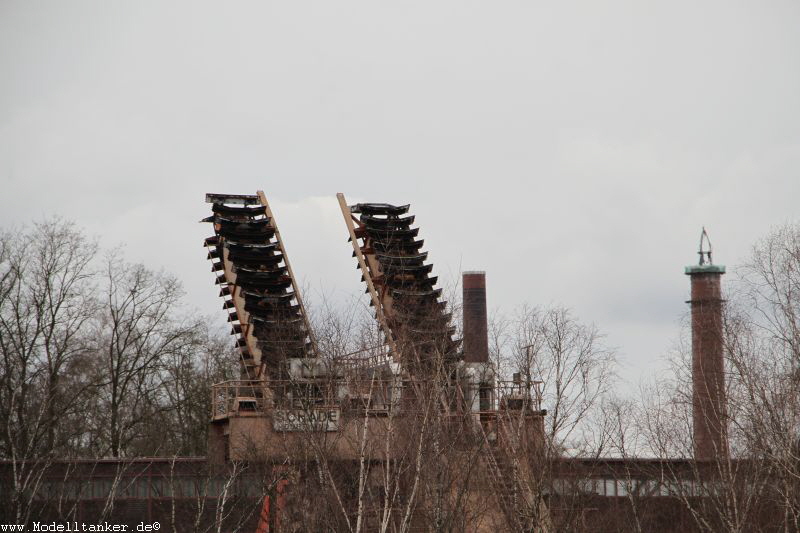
[685,227,725,275]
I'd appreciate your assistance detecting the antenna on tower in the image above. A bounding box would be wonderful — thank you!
[698,227,713,265]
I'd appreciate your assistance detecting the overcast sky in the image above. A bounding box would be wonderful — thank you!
[1,1,799,385]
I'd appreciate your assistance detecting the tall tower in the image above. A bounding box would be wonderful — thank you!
[685,229,728,461]
[463,271,489,363]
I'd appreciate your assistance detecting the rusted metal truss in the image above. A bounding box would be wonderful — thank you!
[203,192,315,380]
[336,193,460,371]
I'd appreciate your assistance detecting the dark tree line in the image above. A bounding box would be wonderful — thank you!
[0,218,236,463]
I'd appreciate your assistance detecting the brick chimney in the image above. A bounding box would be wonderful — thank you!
[463,271,489,363]
[685,229,728,461]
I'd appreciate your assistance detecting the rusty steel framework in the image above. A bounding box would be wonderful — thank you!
[336,193,460,372]
[202,191,316,381]
[204,192,471,386]
[204,191,549,532]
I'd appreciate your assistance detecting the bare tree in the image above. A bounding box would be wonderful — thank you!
[483,304,618,531]
[89,252,206,457]
[722,223,800,531]
[0,219,98,522]
[491,304,616,456]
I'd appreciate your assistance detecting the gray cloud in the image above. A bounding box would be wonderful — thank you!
[2,0,798,387]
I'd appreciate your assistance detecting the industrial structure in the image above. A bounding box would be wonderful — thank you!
[197,192,732,530]
[201,191,548,531]
[2,191,751,532]
[685,228,728,462]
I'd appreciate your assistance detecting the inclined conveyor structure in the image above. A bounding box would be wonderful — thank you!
[336,193,460,374]
[203,192,315,382]
[200,192,550,531]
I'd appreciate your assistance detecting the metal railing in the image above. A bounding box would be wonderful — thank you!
[211,380,271,420]
[495,379,544,412]
[210,378,545,420]
[211,378,399,420]
[335,344,394,371]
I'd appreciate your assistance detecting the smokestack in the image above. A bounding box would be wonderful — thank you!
[685,229,728,461]
[463,271,489,363]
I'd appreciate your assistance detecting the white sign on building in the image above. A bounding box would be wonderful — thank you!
[273,408,340,432]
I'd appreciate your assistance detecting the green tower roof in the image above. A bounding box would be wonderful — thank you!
[685,264,725,275]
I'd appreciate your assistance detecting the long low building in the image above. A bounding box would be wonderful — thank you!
[0,456,781,532]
